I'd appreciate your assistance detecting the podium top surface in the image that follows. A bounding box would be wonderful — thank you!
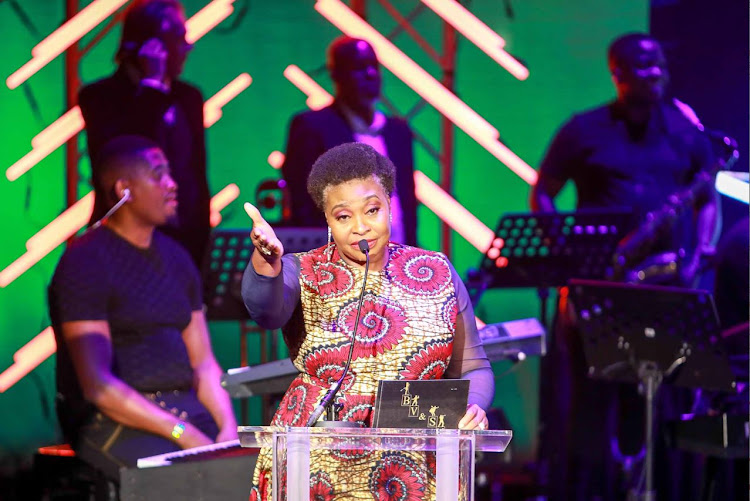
[237,425,512,453]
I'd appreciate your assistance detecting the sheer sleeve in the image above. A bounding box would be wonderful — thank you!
[443,260,494,409]
[241,254,301,329]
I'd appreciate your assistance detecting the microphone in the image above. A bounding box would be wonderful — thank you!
[306,238,370,427]
[90,188,131,230]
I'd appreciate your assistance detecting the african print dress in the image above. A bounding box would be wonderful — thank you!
[249,243,460,500]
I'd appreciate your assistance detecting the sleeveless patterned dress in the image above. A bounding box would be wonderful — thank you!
[249,243,459,500]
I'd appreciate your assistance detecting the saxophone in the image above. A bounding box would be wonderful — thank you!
[609,136,739,284]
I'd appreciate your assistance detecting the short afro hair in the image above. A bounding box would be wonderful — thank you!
[307,142,396,212]
[94,135,161,207]
[607,32,660,72]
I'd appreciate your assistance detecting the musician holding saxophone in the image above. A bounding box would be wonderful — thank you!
[531,32,720,287]
[530,33,722,501]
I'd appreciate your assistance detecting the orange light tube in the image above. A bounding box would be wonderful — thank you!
[420,0,528,80]
[0,327,56,393]
[7,107,84,182]
[7,0,130,90]
[283,65,334,111]
[185,0,235,44]
[209,183,240,227]
[32,107,84,148]
[7,144,63,182]
[288,65,505,249]
[476,134,538,185]
[0,192,94,288]
[8,0,234,90]
[8,73,251,182]
[413,171,494,253]
[315,0,497,140]
[32,0,129,56]
[268,151,285,169]
[2,180,239,287]
[204,73,252,127]
[210,183,240,213]
[315,0,537,184]
[26,192,95,252]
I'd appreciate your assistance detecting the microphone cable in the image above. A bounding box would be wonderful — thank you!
[90,188,131,230]
[306,239,370,426]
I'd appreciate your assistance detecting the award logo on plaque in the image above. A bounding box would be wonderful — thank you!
[373,379,469,429]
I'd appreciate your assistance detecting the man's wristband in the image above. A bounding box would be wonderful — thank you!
[171,421,186,440]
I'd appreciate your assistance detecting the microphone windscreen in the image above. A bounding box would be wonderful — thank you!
[358,239,369,253]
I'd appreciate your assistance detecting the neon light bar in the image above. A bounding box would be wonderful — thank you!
[0,192,94,288]
[288,61,508,253]
[491,50,529,81]
[283,65,333,110]
[32,0,129,56]
[8,108,84,182]
[413,171,494,253]
[0,327,56,393]
[204,73,252,127]
[315,0,497,140]
[7,143,64,182]
[210,183,240,213]
[8,0,234,90]
[420,0,529,80]
[32,107,84,148]
[716,171,749,204]
[8,0,130,90]
[8,74,250,182]
[476,134,538,185]
[268,151,285,169]
[185,0,235,44]
[26,192,95,251]
[2,180,239,287]
[315,0,537,184]
[209,183,240,227]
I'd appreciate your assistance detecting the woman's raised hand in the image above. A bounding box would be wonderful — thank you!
[244,203,284,268]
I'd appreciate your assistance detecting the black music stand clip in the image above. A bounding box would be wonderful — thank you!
[568,279,736,501]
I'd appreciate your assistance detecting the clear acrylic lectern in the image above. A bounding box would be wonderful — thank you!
[238,426,512,501]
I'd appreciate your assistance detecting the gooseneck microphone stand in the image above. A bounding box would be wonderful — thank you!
[306,239,370,428]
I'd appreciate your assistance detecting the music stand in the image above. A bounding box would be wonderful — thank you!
[567,279,736,501]
[202,227,328,320]
[202,227,327,423]
[475,209,633,326]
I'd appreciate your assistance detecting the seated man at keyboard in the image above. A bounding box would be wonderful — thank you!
[48,135,237,488]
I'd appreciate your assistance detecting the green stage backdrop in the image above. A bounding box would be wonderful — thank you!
[0,0,646,473]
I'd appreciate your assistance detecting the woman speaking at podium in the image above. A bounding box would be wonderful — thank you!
[242,142,494,500]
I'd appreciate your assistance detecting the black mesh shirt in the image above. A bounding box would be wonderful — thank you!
[49,226,203,436]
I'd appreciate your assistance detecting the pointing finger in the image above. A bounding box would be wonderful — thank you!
[244,202,265,227]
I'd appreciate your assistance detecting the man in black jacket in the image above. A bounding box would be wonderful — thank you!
[80,0,210,268]
[281,36,418,246]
